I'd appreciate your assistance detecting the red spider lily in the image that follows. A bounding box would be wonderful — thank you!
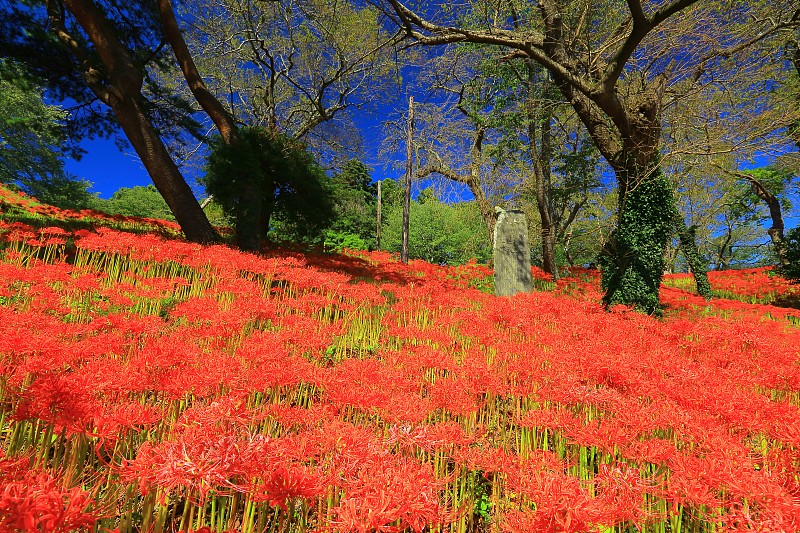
[321,358,430,424]
[427,377,483,417]
[331,455,447,533]
[0,452,97,532]
[503,472,599,533]
[13,372,103,436]
[5,187,800,532]
[259,403,340,429]
[120,425,253,500]
[248,463,327,511]
[385,422,470,453]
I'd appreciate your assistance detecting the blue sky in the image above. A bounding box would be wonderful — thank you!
[63,118,407,200]
[60,93,422,200]
[63,138,152,199]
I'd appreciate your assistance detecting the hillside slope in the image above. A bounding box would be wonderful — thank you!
[1,187,799,533]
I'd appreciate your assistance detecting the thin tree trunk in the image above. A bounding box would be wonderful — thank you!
[376,180,382,250]
[156,0,239,144]
[748,177,788,265]
[675,217,712,298]
[527,64,558,278]
[718,167,789,266]
[466,126,498,246]
[401,96,413,264]
[474,192,498,247]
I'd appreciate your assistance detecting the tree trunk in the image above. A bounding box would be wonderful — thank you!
[475,194,498,247]
[376,180,382,250]
[113,97,218,243]
[748,177,788,266]
[597,84,675,314]
[548,72,682,313]
[599,165,674,314]
[529,110,558,279]
[676,218,712,298]
[401,96,413,264]
[466,126,498,246]
[156,0,239,145]
[233,180,273,251]
[521,59,559,278]
[56,0,217,243]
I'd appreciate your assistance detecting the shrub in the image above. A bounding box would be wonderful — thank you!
[203,127,333,250]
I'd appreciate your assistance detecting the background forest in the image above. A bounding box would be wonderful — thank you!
[1,0,800,302]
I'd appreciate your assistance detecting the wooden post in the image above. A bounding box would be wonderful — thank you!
[401,96,414,264]
[376,180,382,250]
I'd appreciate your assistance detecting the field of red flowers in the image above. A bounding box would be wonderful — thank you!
[1,187,800,533]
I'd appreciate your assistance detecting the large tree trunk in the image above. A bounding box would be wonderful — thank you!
[53,0,217,243]
[113,97,218,243]
[598,85,675,313]
[600,165,675,314]
[234,180,273,251]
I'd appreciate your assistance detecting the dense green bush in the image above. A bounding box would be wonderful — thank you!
[202,127,333,250]
[779,226,800,282]
[101,185,174,220]
[382,189,491,265]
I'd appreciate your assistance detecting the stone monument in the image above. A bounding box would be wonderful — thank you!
[493,207,533,296]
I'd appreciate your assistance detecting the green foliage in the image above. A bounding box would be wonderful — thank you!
[202,127,334,250]
[378,178,404,210]
[599,173,675,315]
[382,189,491,265]
[779,226,800,282]
[0,59,66,185]
[201,200,231,229]
[324,230,368,253]
[24,173,99,212]
[1,1,201,149]
[326,159,377,251]
[740,167,794,212]
[101,185,175,221]
[0,59,103,212]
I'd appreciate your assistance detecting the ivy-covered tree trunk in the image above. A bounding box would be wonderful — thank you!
[599,168,675,315]
[676,218,712,298]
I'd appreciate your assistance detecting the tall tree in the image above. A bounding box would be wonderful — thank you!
[1,0,225,243]
[718,166,795,266]
[382,0,799,313]
[487,56,604,277]
[408,45,602,278]
[169,0,400,165]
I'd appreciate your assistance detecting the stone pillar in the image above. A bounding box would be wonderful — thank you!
[493,208,533,296]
